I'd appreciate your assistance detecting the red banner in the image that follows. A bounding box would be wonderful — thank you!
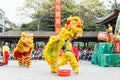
[55,0,61,35]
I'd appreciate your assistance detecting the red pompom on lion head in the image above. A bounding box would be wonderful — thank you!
[65,16,83,28]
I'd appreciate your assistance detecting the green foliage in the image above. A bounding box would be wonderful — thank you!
[39,0,55,31]
[19,0,111,31]
[61,0,79,25]
[1,41,4,47]
[36,42,45,48]
[78,42,84,49]
[21,21,37,31]
[88,42,96,48]
[78,0,109,31]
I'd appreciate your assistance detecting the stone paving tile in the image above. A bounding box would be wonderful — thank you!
[0,60,120,80]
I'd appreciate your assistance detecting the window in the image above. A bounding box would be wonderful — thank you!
[0,13,2,20]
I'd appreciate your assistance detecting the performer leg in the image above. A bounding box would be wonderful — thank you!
[67,53,79,74]
[58,53,68,66]
[22,56,25,66]
[50,65,59,73]
[50,57,59,73]
[17,58,23,67]
[24,56,31,68]
[3,52,9,65]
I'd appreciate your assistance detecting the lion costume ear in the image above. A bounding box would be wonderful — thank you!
[30,33,33,37]
[22,32,27,38]
[29,33,33,39]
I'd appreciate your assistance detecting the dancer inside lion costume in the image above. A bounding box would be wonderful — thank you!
[43,16,83,74]
[13,31,34,67]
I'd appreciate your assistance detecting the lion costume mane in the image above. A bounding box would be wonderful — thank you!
[43,16,83,74]
[13,32,34,67]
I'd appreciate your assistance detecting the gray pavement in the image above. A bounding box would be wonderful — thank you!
[0,60,120,80]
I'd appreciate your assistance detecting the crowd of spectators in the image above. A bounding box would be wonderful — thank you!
[0,45,44,60]
[31,46,44,60]
[79,48,93,61]
[0,43,94,62]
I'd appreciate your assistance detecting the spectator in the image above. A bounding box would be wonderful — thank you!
[2,42,10,66]
[85,50,89,60]
[87,49,93,61]
[80,49,86,60]
[80,52,86,60]
[79,48,93,61]
[0,46,2,56]
[72,43,79,61]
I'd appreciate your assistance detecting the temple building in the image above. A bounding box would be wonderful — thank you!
[0,31,98,49]
[96,8,120,32]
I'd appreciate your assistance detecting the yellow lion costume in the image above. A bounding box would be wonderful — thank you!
[43,16,83,74]
[13,31,34,67]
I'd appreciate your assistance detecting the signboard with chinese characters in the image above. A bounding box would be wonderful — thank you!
[115,13,120,34]
[55,0,61,35]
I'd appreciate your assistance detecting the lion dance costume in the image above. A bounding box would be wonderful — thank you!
[13,32,34,67]
[43,16,83,74]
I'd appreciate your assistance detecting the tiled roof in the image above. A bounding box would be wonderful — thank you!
[0,31,99,38]
[0,31,55,38]
[96,8,119,25]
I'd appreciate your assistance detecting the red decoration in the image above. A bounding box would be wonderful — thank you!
[55,0,61,35]
[77,25,82,28]
[66,20,71,25]
[14,50,22,58]
[114,41,120,54]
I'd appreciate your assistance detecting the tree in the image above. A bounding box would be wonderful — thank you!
[18,0,80,31]
[39,0,55,31]
[21,21,37,31]
[77,0,109,31]
[39,0,79,31]
[5,18,18,31]
[61,0,80,25]
[18,0,110,31]
[18,0,46,31]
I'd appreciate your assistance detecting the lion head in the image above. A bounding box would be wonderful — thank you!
[65,16,84,39]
